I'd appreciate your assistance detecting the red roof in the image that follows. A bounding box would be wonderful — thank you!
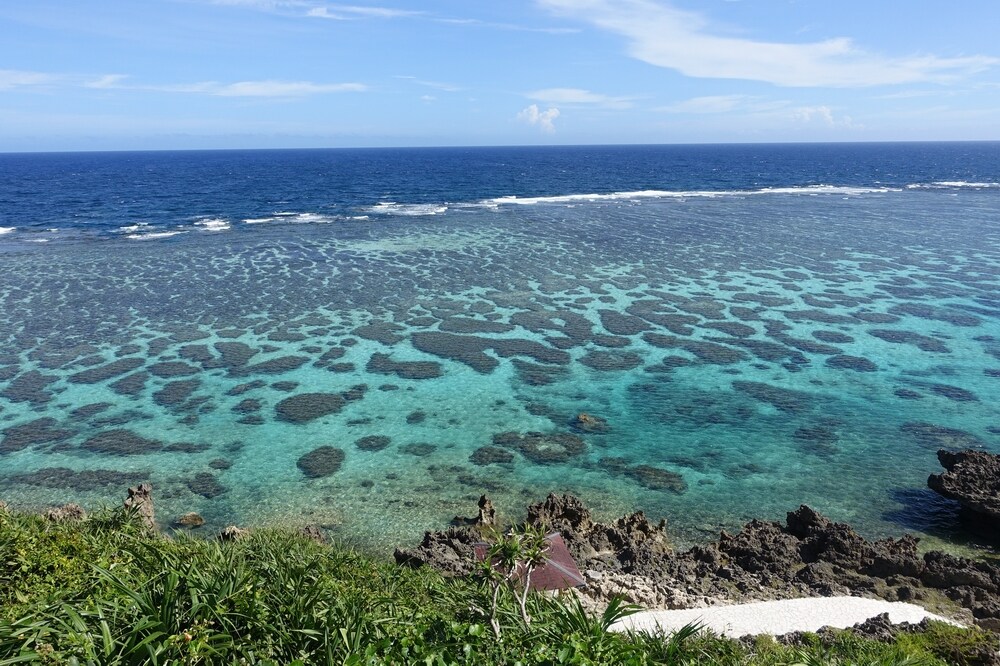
[475,532,586,591]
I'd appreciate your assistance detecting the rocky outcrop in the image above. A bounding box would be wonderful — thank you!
[43,503,87,522]
[397,494,1000,631]
[928,449,1000,534]
[123,483,156,530]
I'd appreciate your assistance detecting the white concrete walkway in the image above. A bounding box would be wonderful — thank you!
[610,597,959,637]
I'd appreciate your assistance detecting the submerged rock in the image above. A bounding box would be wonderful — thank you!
[296,446,345,478]
[492,431,586,464]
[276,393,345,423]
[174,512,205,528]
[469,446,514,466]
[82,429,163,455]
[569,412,610,434]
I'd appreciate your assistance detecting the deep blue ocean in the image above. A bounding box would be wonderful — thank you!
[1,143,998,552]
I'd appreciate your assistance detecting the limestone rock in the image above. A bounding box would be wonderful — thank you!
[174,512,205,528]
[928,449,1000,532]
[218,525,250,542]
[124,483,156,530]
[43,503,87,522]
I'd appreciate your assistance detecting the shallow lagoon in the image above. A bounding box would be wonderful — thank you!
[1,160,999,552]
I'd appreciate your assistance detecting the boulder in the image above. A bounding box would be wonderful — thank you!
[123,483,156,530]
[929,449,1000,533]
[174,512,205,528]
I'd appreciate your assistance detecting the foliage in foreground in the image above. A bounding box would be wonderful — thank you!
[0,507,997,665]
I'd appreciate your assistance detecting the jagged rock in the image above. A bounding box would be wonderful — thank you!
[928,449,1000,533]
[453,495,497,527]
[174,512,205,528]
[299,524,326,543]
[396,494,1000,631]
[218,525,250,542]
[43,503,87,522]
[124,483,156,530]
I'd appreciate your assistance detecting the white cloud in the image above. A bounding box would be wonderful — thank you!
[790,105,858,128]
[0,69,57,90]
[527,87,633,109]
[518,104,560,133]
[306,5,420,20]
[396,76,462,92]
[213,80,366,96]
[658,94,748,114]
[85,74,130,89]
[537,0,997,87]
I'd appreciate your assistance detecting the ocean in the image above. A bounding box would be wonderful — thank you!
[1,142,998,552]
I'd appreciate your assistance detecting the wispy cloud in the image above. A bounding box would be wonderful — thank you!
[396,76,463,93]
[0,69,58,90]
[518,104,560,133]
[210,0,420,20]
[537,0,997,87]
[526,87,633,109]
[18,70,367,98]
[658,94,748,114]
[433,17,579,35]
[306,5,421,20]
[212,80,366,96]
[85,74,131,89]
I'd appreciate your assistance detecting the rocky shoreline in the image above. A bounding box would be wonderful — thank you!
[7,448,1000,638]
[398,448,1000,634]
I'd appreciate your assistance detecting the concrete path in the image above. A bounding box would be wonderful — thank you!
[610,597,959,637]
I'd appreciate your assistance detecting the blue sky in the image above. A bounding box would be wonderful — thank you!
[1,0,998,150]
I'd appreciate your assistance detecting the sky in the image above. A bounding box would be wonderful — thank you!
[1,0,998,151]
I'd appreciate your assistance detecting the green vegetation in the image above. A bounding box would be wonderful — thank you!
[0,506,996,665]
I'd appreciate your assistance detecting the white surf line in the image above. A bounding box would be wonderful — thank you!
[610,597,960,637]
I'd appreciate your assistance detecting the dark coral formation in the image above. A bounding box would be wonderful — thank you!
[469,446,514,466]
[276,393,345,423]
[356,435,391,452]
[296,446,346,478]
[82,429,163,455]
[366,353,443,380]
[491,431,586,464]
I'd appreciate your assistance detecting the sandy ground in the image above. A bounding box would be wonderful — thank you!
[610,597,959,637]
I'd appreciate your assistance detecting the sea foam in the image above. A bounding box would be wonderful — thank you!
[194,217,231,232]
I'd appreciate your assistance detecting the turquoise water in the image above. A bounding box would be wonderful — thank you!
[1,148,999,552]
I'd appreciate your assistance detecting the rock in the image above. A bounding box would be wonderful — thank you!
[218,525,250,542]
[299,524,326,543]
[453,494,498,527]
[929,449,1000,534]
[174,512,205,528]
[296,446,345,478]
[396,494,1000,630]
[43,503,87,522]
[124,483,156,530]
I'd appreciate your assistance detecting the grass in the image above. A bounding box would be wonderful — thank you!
[1,505,996,665]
